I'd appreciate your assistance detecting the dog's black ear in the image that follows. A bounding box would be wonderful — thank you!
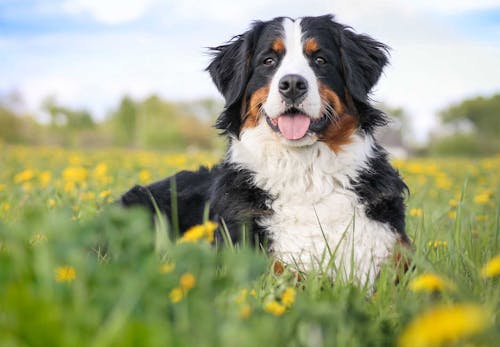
[340,28,389,101]
[339,28,389,103]
[207,22,264,137]
[332,25,389,131]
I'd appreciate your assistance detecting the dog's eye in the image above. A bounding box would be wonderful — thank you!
[263,57,276,67]
[315,56,326,65]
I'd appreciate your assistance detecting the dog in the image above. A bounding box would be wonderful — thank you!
[121,15,410,287]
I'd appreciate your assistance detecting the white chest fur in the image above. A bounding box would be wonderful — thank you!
[229,123,398,287]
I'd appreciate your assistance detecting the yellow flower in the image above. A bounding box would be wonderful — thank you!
[473,193,490,205]
[264,301,286,316]
[159,262,175,273]
[38,171,52,187]
[235,289,248,304]
[409,208,423,217]
[448,198,458,207]
[54,266,76,283]
[398,304,490,347]
[169,287,184,303]
[178,221,218,243]
[99,190,112,199]
[249,289,257,297]
[448,211,457,219]
[436,174,452,190]
[14,169,34,184]
[427,240,448,248]
[1,202,9,212]
[480,254,500,278]
[93,163,108,177]
[62,166,88,183]
[409,273,451,292]
[48,198,57,208]
[281,288,296,308]
[179,273,196,291]
[0,183,5,192]
[239,304,251,319]
[139,170,152,184]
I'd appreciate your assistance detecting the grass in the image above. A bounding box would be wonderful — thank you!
[0,144,499,347]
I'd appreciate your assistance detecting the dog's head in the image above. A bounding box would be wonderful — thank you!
[207,15,388,149]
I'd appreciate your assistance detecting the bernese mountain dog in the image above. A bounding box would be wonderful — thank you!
[121,15,410,287]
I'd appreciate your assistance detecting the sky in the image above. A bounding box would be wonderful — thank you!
[1,0,499,141]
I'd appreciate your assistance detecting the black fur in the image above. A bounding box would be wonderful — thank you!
[351,145,409,243]
[121,15,408,249]
[121,163,272,247]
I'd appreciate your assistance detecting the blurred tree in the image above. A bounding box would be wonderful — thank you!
[42,96,95,130]
[109,96,137,146]
[430,93,500,156]
[439,94,500,138]
[105,95,221,150]
[0,106,22,143]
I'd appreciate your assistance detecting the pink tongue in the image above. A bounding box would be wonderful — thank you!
[277,114,311,140]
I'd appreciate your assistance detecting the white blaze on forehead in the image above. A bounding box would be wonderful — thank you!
[263,17,321,119]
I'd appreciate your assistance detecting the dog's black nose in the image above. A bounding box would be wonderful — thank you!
[278,74,308,104]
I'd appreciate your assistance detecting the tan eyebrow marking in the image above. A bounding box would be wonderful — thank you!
[271,38,285,53]
[304,38,319,54]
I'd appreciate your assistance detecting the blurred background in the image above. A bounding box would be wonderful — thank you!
[1,0,499,156]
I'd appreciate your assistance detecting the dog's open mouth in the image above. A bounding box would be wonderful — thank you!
[265,107,329,140]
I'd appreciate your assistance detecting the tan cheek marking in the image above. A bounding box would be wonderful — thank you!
[304,38,319,55]
[317,83,358,153]
[272,38,285,54]
[242,85,270,129]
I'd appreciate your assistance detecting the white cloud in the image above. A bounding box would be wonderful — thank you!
[62,0,158,24]
[413,0,500,14]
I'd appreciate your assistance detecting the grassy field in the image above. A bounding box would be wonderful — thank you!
[0,143,499,347]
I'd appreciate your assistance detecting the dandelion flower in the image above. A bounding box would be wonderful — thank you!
[249,289,257,297]
[62,166,88,183]
[179,221,218,243]
[240,304,251,319]
[99,190,112,199]
[264,301,286,316]
[409,273,451,292]
[281,288,296,308]
[139,170,152,184]
[1,202,9,212]
[179,273,196,291]
[409,208,423,217]
[159,262,175,273]
[473,193,490,205]
[0,183,5,192]
[480,254,500,278]
[39,171,52,187]
[14,169,34,184]
[54,266,76,283]
[398,304,490,347]
[427,241,447,248]
[169,287,184,303]
[448,211,457,219]
[235,289,248,304]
